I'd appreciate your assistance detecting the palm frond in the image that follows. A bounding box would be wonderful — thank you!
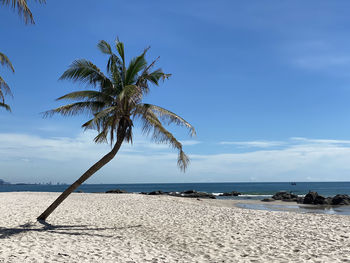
[115,38,125,62]
[97,40,113,55]
[82,106,119,131]
[97,40,122,75]
[56,90,113,104]
[43,101,105,118]
[1,0,46,24]
[136,104,196,136]
[59,59,112,88]
[0,102,11,111]
[118,85,141,104]
[0,76,13,98]
[0,52,15,72]
[94,128,109,144]
[93,116,117,144]
[135,57,171,94]
[144,69,165,86]
[136,107,189,171]
[125,52,147,85]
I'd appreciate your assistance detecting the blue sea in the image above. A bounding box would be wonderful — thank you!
[1,182,350,198]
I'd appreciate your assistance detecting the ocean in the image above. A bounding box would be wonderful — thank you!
[2,182,350,215]
[1,182,350,198]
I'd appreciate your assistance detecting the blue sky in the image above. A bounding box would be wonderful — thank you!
[2,0,350,183]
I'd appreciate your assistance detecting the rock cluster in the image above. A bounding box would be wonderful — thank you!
[105,189,128,194]
[141,189,216,199]
[299,192,350,205]
[219,191,241,197]
[271,191,300,202]
[179,190,216,199]
[332,194,350,205]
[264,191,350,205]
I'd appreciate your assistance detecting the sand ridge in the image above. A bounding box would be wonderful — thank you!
[0,192,350,262]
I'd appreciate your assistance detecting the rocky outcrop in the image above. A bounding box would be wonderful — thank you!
[105,189,128,194]
[297,192,350,205]
[272,191,298,201]
[219,191,241,197]
[302,192,330,205]
[331,194,350,205]
[180,190,216,199]
[148,190,164,195]
[141,189,216,199]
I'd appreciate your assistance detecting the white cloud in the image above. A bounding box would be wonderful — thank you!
[180,140,201,146]
[220,140,284,148]
[290,137,350,145]
[0,131,194,163]
[2,133,350,184]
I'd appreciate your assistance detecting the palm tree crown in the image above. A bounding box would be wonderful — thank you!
[0,52,14,111]
[46,39,195,171]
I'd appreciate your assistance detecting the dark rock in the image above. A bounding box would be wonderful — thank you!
[148,190,164,195]
[181,190,216,199]
[143,189,215,199]
[272,191,298,201]
[303,191,319,204]
[296,197,304,204]
[302,192,332,205]
[325,197,333,205]
[298,192,350,206]
[331,194,350,205]
[261,198,275,202]
[303,191,328,205]
[220,191,241,196]
[314,195,327,205]
[106,189,128,194]
[183,190,196,194]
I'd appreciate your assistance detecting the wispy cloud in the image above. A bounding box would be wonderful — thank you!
[219,140,284,148]
[0,131,199,162]
[291,137,350,145]
[180,140,201,146]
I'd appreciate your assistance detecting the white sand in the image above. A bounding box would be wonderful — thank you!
[0,192,350,262]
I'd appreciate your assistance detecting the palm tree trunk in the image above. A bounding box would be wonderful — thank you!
[37,135,125,221]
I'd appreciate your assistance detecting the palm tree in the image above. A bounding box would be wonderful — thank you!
[1,0,46,24]
[37,39,196,221]
[0,52,14,111]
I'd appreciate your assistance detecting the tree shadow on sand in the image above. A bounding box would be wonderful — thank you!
[0,221,142,239]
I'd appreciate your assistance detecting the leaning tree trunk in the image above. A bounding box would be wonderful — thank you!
[37,135,125,221]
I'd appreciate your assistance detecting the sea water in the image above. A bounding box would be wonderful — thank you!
[1,181,350,197]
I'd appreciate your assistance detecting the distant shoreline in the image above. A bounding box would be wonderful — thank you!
[3,181,350,185]
[1,182,350,198]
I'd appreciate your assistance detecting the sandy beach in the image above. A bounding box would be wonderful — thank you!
[1,192,350,262]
